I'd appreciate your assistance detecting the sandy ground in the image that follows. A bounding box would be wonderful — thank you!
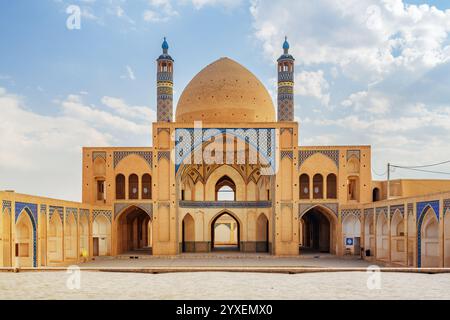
[0,271,450,300]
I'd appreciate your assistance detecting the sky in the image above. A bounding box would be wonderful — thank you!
[1,0,450,201]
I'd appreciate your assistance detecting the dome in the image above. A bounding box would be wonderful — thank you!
[176,58,275,123]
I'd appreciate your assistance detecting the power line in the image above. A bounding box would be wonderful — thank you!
[391,166,450,176]
[391,159,450,169]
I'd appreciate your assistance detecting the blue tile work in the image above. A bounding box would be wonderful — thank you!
[416,200,440,268]
[175,128,276,174]
[417,201,439,221]
[179,201,272,209]
[14,202,38,268]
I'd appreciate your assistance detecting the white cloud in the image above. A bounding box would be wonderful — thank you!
[0,88,154,201]
[251,0,450,178]
[296,70,330,106]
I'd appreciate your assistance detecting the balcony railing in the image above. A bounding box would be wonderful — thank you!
[179,201,272,209]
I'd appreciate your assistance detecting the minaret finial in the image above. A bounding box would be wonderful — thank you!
[283,36,290,54]
[162,37,169,54]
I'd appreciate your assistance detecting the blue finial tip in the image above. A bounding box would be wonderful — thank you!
[283,36,290,50]
[162,37,169,50]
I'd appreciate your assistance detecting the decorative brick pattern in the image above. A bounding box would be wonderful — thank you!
[341,209,362,220]
[346,150,361,161]
[390,204,405,220]
[299,150,339,167]
[444,199,450,217]
[113,151,152,169]
[92,151,106,162]
[49,206,64,222]
[65,207,78,223]
[280,151,293,160]
[93,210,112,223]
[2,200,11,213]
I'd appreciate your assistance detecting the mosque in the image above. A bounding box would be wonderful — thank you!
[2,38,450,269]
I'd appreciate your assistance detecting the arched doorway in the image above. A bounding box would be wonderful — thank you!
[15,211,33,267]
[419,208,439,268]
[342,214,361,255]
[300,207,335,254]
[445,212,450,267]
[93,215,111,256]
[211,212,240,251]
[390,211,405,263]
[48,212,63,263]
[2,209,12,267]
[215,176,236,201]
[376,212,389,260]
[116,206,152,255]
[64,213,78,261]
[79,215,89,257]
[182,214,195,253]
[364,214,375,257]
[256,213,269,253]
[372,188,381,202]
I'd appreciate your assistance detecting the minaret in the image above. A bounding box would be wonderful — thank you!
[277,37,295,121]
[156,37,174,122]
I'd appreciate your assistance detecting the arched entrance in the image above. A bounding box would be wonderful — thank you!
[93,215,111,256]
[419,207,439,268]
[79,215,89,257]
[376,212,389,260]
[64,213,77,260]
[48,212,63,263]
[342,214,361,255]
[116,206,152,255]
[300,207,336,254]
[182,213,195,253]
[211,212,240,251]
[15,211,33,267]
[256,213,269,253]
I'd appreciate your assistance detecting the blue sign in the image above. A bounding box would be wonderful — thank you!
[345,238,354,246]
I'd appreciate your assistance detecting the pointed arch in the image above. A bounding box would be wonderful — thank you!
[256,213,269,252]
[376,212,389,260]
[48,211,63,263]
[210,210,241,251]
[391,210,406,263]
[15,208,35,267]
[419,207,439,268]
[182,213,195,253]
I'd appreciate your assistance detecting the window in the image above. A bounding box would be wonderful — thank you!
[142,174,152,200]
[129,174,139,200]
[97,180,105,201]
[348,177,359,201]
[313,174,324,199]
[326,174,337,199]
[181,190,185,201]
[372,188,380,202]
[300,174,310,199]
[215,176,236,201]
[115,174,125,200]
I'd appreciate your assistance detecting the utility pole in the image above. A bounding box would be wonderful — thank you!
[387,163,390,200]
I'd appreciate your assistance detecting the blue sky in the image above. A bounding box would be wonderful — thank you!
[1,0,450,201]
